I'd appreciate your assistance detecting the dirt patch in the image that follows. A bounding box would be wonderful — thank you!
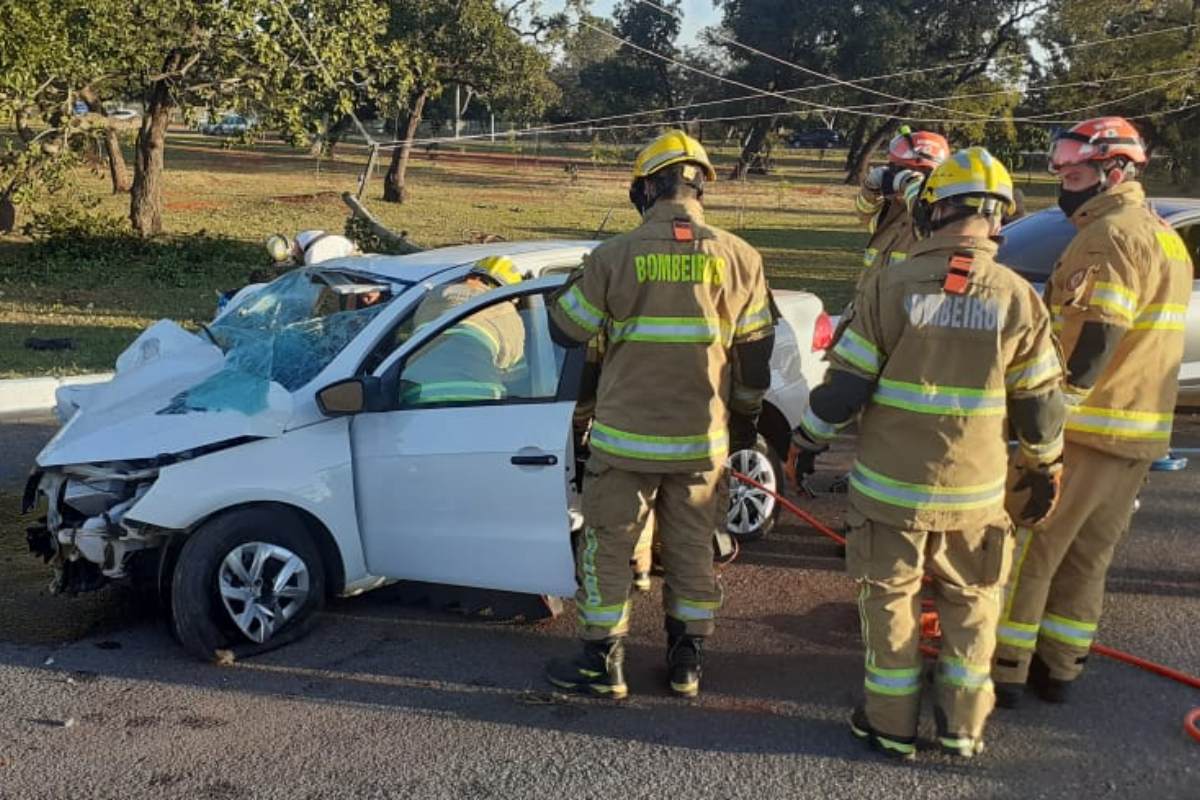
[0,491,142,644]
[270,191,342,205]
[165,200,224,212]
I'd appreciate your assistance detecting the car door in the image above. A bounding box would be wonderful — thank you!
[350,276,582,596]
[1170,217,1200,396]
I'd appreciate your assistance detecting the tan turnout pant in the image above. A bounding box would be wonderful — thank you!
[576,458,723,640]
[994,443,1149,683]
[846,511,1013,744]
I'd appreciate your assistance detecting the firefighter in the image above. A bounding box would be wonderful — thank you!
[992,117,1193,707]
[400,255,525,405]
[790,147,1066,759]
[544,129,773,699]
[854,127,950,280]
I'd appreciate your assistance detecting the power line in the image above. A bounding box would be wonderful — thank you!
[631,0,991,120]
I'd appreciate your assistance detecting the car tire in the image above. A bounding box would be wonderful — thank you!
[725,435,783,542]
[171,507,325,662]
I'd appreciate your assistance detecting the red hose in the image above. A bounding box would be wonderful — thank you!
[730,469,1200,740]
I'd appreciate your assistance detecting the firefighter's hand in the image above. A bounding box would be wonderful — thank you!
[886,168,923,199]
[728,412,758,453]
[1012,461,1063,526]
[785,431,827,491]
[864,166,887,193]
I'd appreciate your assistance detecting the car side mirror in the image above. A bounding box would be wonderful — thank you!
[317,376,383,416]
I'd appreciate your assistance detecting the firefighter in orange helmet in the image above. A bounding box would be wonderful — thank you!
[993,117,1194,707]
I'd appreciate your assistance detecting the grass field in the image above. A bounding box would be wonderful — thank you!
[0,132,1072,378]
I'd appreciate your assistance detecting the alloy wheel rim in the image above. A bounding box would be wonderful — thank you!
[726,448,777,535]
[218,542,310,643]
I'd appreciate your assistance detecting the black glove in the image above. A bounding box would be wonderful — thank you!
[785,429,828,490]
[1010,461,1063,526]
[729,412,759,453]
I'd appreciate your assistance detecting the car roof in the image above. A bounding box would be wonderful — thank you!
[316,239,600,283]
[998,196,1200,281]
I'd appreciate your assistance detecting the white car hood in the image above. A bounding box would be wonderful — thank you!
[38,320,293,467]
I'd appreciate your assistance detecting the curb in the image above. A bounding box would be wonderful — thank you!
[0,373,113,416]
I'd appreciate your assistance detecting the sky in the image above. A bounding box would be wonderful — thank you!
[543,0,721,45]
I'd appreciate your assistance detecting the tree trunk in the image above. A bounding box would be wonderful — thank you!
[845,118,900,186]
[843,118,868,172]
[0,197,16,234]
[130,81,174,236]
[731,117,775,180]
[383,89,429,204]
[104,127,132,193]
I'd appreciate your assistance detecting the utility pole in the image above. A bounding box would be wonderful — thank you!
[454,85,461,140]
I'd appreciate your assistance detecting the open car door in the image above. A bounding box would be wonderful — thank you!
[350,276,582,596]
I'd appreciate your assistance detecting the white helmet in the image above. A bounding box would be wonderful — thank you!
[292,230,358,265]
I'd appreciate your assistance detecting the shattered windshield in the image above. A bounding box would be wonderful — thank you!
[158,269,401,416]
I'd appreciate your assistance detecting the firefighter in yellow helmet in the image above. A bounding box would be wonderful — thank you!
[790,147,1066,759]
[401,255,526,405]
[992,117,1193,707]
[544,129,773,699]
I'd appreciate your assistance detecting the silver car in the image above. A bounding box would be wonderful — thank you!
[998,198,1200,403]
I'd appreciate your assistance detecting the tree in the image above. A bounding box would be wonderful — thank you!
[713,0,1044,181]
[103,0,392,236]
[0,0,140,229]
[380,0,559,204]
[1036,0,1200,186]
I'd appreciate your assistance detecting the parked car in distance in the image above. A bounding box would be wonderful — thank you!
[202,113,254,136]
[788,129,844,149]
[997,198,1200,403]
[28,240,830,659]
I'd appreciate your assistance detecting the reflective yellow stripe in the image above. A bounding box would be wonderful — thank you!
[1020,433,1063,463]
[863,247,879,268]
[610,315,731,344]
[400,381,505,404]
[735,300,772,337]
[1006,350,1061,390]
[887,250,907,265]
[833,328,882,375]
[850,462,1005,512]
[1133,303,1187,331]
[590,422,728,461]
[799,405,845,441]
[1089,281,1137,322]
[873,378,1005,417]
[1039,613,1096,648]
[937,657,993,691]
[668,597,720,622]
[1066,405,1173,440]
[557,286,605,334]
[865,663,922,696]
[856,192,880,215]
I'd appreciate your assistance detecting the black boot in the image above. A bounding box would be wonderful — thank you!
[994,682,1024,709]
[849,707,916,761]
[1028,653,1072,704]
[545,639,628,699]
[666,633,704,697]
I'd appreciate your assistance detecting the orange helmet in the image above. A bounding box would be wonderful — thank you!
[888,127,949,170]
[1048,116,1147,173]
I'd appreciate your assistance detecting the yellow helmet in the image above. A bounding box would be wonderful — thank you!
[474,255,522,285]
[920,146,1015,215]
[632,129,717,182]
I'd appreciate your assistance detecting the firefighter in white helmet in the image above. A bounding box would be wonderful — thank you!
[992,117,1194,707]
[792,148,1065,759]
[544,129,773,700]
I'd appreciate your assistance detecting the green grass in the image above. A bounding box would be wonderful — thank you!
[1,131,1192,378]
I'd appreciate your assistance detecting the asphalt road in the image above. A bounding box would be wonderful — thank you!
[1,416,1197,799]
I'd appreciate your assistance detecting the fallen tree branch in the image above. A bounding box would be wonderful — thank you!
[341,191,424,255]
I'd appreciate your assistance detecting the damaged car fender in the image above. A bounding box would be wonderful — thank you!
[123,417,381,597]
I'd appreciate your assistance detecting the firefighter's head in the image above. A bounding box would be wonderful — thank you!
[629,129,717,216]
[1048,116,1147,217]
[888,127,950,175]
[915,147,1016,239]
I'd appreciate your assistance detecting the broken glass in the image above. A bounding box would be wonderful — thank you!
[158,269,395,415]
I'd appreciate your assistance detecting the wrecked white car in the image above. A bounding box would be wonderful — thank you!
[24,240,828,659]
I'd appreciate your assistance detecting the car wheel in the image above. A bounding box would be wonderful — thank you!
[170,507,325,661]
[725,436,782,542]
